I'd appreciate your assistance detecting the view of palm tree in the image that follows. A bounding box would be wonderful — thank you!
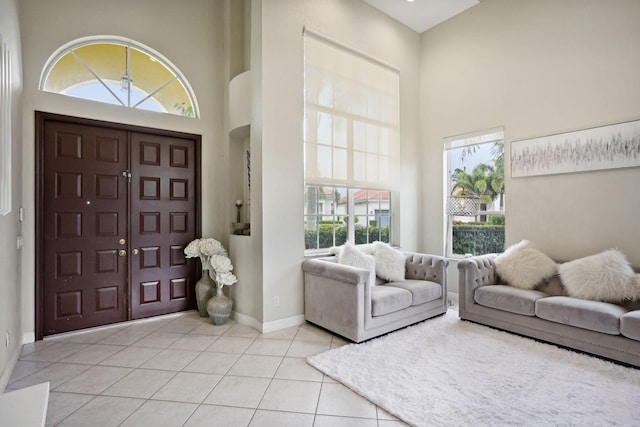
[449,141,505,256]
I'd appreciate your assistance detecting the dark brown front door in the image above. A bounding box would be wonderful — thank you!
[37,113,200,337]
[129,132,197,319]
[42,121,129,334]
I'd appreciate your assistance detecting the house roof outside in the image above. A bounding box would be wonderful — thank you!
[339,189,390,204]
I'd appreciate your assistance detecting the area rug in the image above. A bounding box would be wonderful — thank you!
[307,310,640,427]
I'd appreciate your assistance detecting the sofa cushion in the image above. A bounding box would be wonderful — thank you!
[371,286,412,316]
[384,280,442,306]
[558,249,637,302]
[494,240,557,290]
[373,242,406,282]
[535,296,628,335]
[620,311,640,341]
[474,285,547,316]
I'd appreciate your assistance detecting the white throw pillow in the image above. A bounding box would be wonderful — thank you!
[330,243,375,256]
[338,242,376,285]
[558,249,637,302]
[373,241,406,282]
[494,240,557,290]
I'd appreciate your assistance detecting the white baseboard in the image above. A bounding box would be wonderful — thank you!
[231,311,306,334]
[231,311,263,332]
[262,314,306,334]
[1,339,24,392]
[22,332,35,345]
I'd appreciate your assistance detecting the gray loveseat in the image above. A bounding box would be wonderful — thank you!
[458,254,640,367]
[302,252,448,342]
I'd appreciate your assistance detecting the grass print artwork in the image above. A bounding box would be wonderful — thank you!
[511,119,640,178]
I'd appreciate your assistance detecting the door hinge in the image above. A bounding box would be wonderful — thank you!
[122,170,132,183]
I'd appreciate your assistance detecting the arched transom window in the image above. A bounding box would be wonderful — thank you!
[40,36,199,118]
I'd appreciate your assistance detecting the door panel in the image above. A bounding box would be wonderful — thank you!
[38,113,200,337]
[42,121,129,334]
[130,132,197,319]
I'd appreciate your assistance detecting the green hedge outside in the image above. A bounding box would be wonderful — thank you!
[452,223,504,255]
[305,224,390,250]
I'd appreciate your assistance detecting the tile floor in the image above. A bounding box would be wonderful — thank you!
[6,311,408,426]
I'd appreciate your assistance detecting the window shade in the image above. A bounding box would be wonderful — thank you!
[303,30,400,191]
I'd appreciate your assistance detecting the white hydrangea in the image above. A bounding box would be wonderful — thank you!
[216,271,238,287]
[199,238,228,257]
[184,239,201,258]
[210,254,233,273]
[185,238,238,287]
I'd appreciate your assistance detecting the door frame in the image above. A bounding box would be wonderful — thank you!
[35,111,202,340]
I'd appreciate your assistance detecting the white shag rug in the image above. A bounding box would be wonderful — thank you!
[307,310,640,427]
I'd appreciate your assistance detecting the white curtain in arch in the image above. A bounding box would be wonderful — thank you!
[304,30,400,191]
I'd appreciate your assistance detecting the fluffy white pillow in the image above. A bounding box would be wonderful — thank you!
[337,242,376,284]
[494,240,557,290]
[330,243,375,256]
[558,249,637,302]
[373,241,405,282]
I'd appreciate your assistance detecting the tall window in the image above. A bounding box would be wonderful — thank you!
[303,29,399,252]
[444,128,505,257]
[40,36,199,118]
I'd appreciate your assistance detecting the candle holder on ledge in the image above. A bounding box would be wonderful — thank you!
[232,200,250,235]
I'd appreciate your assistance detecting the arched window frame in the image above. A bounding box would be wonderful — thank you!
[39,35,200,118]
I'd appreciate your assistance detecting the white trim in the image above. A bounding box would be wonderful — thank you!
[444,127,504,150]
[231,311,306,334]
[22,332,35,344]
[0,342,21,391]
[262,314,306,334]
[230,311,263,332]
[0,38,11,215]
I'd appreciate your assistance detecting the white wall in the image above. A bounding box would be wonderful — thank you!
[420,0,640,293]
[256,0,421,324]
[18,0,227,339]
[0,0,23,390]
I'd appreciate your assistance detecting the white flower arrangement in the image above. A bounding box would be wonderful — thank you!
[184,238,237,289]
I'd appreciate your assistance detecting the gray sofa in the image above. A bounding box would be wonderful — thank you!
[458,254,640,367]
[302,252,448,342]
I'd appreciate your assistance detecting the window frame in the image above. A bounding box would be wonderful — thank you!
[39,36,199,118]
[443,128,505,259]
[304,184,392,255]
[303,28,399,255]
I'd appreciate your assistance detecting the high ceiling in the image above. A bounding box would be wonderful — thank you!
[363,0,479,34]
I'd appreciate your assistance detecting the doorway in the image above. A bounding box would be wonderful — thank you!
[36,112,201,338]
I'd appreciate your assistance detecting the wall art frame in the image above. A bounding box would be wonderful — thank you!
[510,119,640,178]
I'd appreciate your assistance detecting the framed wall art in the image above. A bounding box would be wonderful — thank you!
[511,119,640,178]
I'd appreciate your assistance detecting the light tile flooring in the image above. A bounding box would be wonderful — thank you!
[7,311,408,426]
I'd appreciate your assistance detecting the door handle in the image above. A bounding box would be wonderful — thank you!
[119,238,126,245]
[118,249,127,257]
[132,248,139,256]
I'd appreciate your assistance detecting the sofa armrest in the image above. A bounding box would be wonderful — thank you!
[404,252,448,285]
[302,257,370,341]
[457,254,499,317]
[301,258,371,286]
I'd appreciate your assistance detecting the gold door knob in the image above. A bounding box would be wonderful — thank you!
[118,249,127,257]
[118,238,126,245]
[132,249,139,256]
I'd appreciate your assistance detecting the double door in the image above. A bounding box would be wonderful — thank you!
[37,113,200,337]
